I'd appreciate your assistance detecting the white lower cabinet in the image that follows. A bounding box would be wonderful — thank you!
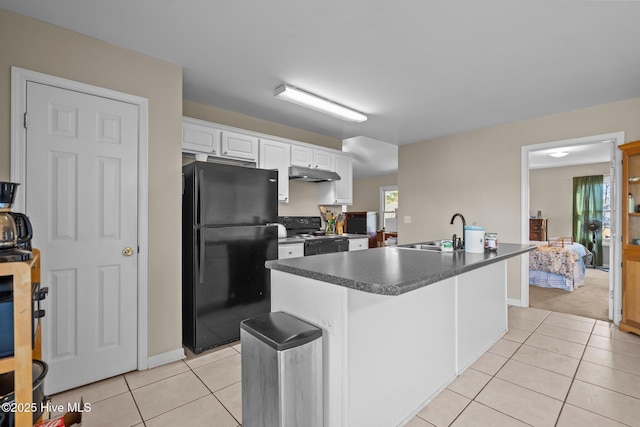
[278,243,304,259]
[348,238,368,251]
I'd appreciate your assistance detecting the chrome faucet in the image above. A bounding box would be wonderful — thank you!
[450,213,466,250]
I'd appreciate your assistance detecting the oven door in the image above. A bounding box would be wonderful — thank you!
[304,238,349,256]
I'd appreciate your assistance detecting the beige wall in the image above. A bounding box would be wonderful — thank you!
[530,162,610,238]
[0,9,183,358]
[399,97,640,301]
[351,174,398,212]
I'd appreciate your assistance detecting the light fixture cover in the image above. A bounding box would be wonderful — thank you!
[275,84,367,123]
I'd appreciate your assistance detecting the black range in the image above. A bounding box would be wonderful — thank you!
[278,216,349,256]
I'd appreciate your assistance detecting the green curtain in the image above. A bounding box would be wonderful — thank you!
[572,175,603,266]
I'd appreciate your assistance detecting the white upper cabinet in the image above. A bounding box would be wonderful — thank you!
[259,138,291,202]
[221,130,258,162]
[182,119,221,154]
[290,145,313,168]
[313,150,332,170]
[182,117,353,205]
[290,145,332,170]
[182,118,257,162]
[318,154,353,205]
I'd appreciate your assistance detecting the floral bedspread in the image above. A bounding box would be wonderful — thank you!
[529,243,591,279]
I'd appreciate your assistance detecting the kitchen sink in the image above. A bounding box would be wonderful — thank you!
[404,244,442,251]
[397,240,461,252]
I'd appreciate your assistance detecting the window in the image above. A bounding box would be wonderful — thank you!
[602,175,611,239]
[380,186,398,231]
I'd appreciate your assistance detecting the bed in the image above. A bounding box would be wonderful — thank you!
[529,237,593,291]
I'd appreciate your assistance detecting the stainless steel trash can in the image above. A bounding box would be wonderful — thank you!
[241,311,323,427]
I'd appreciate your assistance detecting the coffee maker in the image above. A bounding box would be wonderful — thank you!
[0,182,33,262]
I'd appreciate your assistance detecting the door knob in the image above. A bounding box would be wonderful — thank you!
[122,247,134,256]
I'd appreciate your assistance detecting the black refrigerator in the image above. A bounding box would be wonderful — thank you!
[182,161,278,353]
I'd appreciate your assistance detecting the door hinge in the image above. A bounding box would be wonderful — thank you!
[23,112,28,129]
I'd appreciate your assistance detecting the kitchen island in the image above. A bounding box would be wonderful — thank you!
[265,243,534,427]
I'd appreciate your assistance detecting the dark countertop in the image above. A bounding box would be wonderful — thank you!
[266,243,535,296]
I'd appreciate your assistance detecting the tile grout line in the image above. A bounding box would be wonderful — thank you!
[186,345,242,425]
[123,374,147,427]
[552,314,596,427]
[552,319,640,426]
[443,309,552,426]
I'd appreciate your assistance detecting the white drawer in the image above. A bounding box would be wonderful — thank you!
[349,238,368,251]
[279,243,304,259]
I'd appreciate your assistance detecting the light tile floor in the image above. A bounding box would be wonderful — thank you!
[49,307,640,426]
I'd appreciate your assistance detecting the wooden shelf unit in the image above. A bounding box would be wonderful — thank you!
[0,250,39,427]
[619,140,640,336]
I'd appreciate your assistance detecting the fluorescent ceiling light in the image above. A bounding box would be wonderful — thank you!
[549,151,569,158]
[275,84,367,123]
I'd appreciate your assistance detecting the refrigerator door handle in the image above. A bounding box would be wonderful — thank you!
[197,229,205,285]
[196,169,205,225]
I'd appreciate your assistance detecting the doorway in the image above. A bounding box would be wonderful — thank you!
[520,132,623,324]
[11,67,150,393]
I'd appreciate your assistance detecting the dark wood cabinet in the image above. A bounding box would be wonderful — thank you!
[529,218,548,241]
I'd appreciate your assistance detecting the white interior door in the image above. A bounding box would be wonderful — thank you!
[26,81,139,394]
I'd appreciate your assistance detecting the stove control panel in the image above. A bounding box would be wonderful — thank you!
[278,216,322,230]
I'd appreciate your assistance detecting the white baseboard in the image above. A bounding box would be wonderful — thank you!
[146,347,186,370]
[507,298,525,307]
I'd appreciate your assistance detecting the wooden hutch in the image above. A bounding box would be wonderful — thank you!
[619,140,640,336]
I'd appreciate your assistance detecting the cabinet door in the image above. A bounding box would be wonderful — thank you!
[221,131,258,161]
[278,243,304,259]
[182,119,221,154]
[290,145,313,168]
[313,150,332,170]
[348,238,368,251]
[317,155,353,205]
[333,155,353,204]
[621,253,640,333]
[259,139,290,202]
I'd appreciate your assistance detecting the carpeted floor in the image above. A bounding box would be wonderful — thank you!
[529,268,610,321]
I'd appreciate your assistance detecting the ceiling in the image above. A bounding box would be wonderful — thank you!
[2,1,640,175]
[529,140,612,170]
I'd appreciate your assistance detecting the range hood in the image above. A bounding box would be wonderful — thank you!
[289,166,341,182]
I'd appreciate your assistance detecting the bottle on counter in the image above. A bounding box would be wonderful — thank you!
[485,233,498,251]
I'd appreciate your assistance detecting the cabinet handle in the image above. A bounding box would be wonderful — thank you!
[224,151,228,155]
[212,149,217,154]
